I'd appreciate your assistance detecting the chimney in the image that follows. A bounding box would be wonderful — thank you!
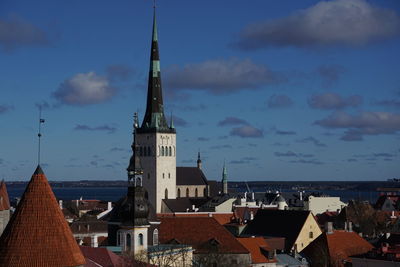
[250,211,254,221]
[107,201,112,210]
[344,221,348,231]
[91,235,98,248]
[348,221,353,232]
[325,222,333,234]
[59,200,63,210]
[386,232,391,239]
[244,192,247,199]
[251,192,255,201]
[299,191,303,201]
[192,205,195,211]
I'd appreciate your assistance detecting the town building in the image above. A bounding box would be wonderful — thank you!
[0,165,86,267]
[303,195,346,215]
[242,210,322,253]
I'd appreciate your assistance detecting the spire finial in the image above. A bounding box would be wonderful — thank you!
[37,106,45,165]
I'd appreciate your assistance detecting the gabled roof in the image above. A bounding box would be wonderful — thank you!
[303,230,373,267]
[0,165,85,267]
[242,209,312,251]
[0,180,10,211]
[162,197,209,212]
[237,237,276,264]
[158,212,234,225]
[176,167,208,186]
[159,217,249,254]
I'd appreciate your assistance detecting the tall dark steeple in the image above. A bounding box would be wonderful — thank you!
[139,8,174,133]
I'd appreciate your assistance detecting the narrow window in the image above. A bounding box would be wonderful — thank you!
[162,173,165,179]
[169,146,172,156]
[203,188,207,197]
[165,188,168,199]
[139,147,143,156]
[139,233,144,246]
[309,232,313,239]
[143,146,147,156]
[177,188,181,198]
[153,229,159,245]
[147,173,150,179]
[195,188,198,197]
[161,146,164,156]
[168,173,171,178]
[126,233,131,249]
[148,146,151,156]
[186,188,189,197]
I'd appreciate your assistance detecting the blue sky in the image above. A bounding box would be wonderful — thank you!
[1,0,399,181]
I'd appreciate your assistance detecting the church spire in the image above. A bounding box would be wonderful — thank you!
[139,7,174,133]
[222,161,228,195]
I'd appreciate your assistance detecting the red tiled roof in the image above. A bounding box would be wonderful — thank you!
[326,230,373,263]
[159,217,249,254]
[0,180,10,211]
[237,237,276,264]
[0,165,85,267]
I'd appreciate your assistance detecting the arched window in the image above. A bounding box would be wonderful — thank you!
[195,188,198,197]
[173,146,176,156]
[168,173,170,179]
[126,233,131,250]
[169,146,172,156]
[153,229,159,245]
[186,188,189,197]
[143,147,147,156]
[204,188,207,197]
[162,173,165,179]
[147,146,151,156]
[139,233,144,246]
[165,188,168,199]
[161,146,164,156]
[177,188,181,198]
[139,147,143,156]
[136,177,142,187]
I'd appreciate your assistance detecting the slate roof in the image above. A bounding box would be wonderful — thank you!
[0,180,10,211]
[176,167,208,186]
[0,165,86,267]
[237,237,276,264]
[70,220,108,234]
[158,212,234,225]
[159,217,249,254]
[242,209,312,251]
[162,197,209,212]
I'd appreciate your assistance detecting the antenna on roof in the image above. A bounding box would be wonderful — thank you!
[37,106,45,165]
[153,0,156,9]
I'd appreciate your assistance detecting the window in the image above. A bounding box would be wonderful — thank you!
[186,188,189,197]
[309,232,313,239]
[177,188,181,198]
[126,233,131,249]
[139,233,143,246]
[143,147,147,156]
[147,146,151,156]
[203,188,207,197]
[147,173,150,179]
[139,147,143,156]
[195,188,198,197]
[161,146,164,156]
[163,173,165,179]
[169,146,172,156]
[117,231,121,246]
[153,229,159,245]
[168,173,170,178]
[165,188,168,199]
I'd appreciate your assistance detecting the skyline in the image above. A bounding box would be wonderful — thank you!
[1,0,400,181]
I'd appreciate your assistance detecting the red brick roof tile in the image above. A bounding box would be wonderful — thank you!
[159,217,249,254]
[0,165,86,267]
[0,180,10,211]
[237,237,276,264]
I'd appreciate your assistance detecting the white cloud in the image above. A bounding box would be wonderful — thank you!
[53,72,116,105]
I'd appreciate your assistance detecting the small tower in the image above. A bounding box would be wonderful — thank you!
[117,115,150,257]
[197,151,202,169]
[222,162,228,195]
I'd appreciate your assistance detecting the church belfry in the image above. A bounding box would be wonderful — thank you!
[135,8,176,213]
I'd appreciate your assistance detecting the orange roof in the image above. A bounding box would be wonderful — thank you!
[0,180,10,211]
[0,165,86,267]
[237,237,276,264]
[326,230,373,264]
[159,217,249,254]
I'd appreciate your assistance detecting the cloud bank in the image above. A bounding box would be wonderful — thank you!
[308,93,362,110]
[233,0,400,49]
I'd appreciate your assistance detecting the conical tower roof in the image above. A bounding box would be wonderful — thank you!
[0,180,10,211]
[0,165,85,267]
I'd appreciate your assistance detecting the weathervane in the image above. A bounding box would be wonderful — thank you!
[37,106,45,165]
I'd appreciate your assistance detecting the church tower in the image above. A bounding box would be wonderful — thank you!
[135,8,176,213]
